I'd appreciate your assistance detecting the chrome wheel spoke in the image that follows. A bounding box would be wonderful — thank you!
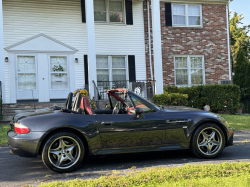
[59,138,67,149]
[50,149,60,155]
[199,142,208,147]
[56,154,64,166]
[66,152,75,162]
[210,131,216,140]
[207,143,213,154]
[211,140,220,146]
[67,143,76,152]
[201,131,209,139]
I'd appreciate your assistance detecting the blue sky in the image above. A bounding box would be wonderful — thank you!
[230,0,250,27]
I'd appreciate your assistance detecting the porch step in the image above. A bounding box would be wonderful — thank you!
[1,102,65,123]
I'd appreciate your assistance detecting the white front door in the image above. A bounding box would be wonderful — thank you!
[49,55,70,99]
[16,55,39,100]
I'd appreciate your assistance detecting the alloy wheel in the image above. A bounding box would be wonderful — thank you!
[48,136,81,169]
[197,127,222,156]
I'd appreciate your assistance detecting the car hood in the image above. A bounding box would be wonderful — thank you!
[161,106,203,112]
[160,106,231,129]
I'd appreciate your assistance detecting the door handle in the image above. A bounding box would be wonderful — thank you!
[101,121,113,126]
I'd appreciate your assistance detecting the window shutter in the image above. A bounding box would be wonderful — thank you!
[81,0,86,23]
[125,0,133,25]
[165,3,172,26]
[84,55,89,85]
[128,55,136,82]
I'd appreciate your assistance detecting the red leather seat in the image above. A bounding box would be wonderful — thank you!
[80,97,85,110]
[83,97,95,115]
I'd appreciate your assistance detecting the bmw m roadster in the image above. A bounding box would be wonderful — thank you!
[8,88,234,172]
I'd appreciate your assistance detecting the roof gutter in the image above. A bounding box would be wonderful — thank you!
[147,0,153,82]
[226,0,232,81]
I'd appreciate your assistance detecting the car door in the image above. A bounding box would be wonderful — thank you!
[95,94,166,148]
[162,112,192,147]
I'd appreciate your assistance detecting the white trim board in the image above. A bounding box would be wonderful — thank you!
[5,33,78,53]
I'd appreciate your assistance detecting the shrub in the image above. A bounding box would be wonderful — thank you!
[164,84,241,113]
[153,93,188,106]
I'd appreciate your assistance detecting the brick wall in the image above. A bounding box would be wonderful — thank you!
[143,1,231,86]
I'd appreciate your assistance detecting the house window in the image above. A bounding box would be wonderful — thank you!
[172,4,202,27]
[94,0,124,23]
[96,55,127,83]
[174,55,205,86]
[94,0,107,22]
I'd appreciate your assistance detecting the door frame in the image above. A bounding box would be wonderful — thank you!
[48,54,70,91]
[15,54,39,100]
[8,52,76,103]
[48,54,71,99]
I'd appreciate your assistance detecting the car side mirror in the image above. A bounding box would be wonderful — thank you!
[135,108,143,119]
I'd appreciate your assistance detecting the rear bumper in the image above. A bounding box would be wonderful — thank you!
[8,130,45,158]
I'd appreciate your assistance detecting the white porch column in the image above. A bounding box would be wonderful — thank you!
[0,0,5,103]
[151,0,163,94]
[85,0,97,99]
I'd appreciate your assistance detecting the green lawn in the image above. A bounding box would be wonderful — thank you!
[39,162,250,187]
[0,125,10,146]
[220,114,250,130]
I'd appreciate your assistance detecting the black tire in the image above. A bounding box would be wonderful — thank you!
[42,132,84,173]
[191,123,225,158]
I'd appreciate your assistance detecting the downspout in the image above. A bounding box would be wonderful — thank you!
[226,1,232,81]
[147,0,153,81]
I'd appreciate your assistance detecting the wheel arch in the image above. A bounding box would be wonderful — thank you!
[37,127,89,156]
[191,119,228,146]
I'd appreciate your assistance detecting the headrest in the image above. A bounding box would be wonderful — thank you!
[83,97,94,115]
[65,92,73,110]
[72,93,82,111]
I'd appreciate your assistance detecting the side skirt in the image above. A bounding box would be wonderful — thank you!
[90,143,190,156]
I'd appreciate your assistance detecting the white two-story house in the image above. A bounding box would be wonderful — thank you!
[0,0,165,104]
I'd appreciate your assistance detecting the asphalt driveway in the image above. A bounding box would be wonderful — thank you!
[0,130,249,187]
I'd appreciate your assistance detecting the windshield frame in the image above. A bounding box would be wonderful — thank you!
[127,91,160,111]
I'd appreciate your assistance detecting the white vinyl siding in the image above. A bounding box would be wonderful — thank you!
[2,0,146,103]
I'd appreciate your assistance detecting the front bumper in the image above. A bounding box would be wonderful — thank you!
[8,130,45,158]
[227,128,234,146]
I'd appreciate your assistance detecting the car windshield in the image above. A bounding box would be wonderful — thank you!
[110,91,133,107]
[128,91,160,110]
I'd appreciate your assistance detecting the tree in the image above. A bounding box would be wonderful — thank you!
[233,47,250,101]
[230,12,250,63]
[233,48,248,89]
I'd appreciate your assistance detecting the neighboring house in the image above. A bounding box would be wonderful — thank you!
[0,0,231,105]
[143,0,231,87]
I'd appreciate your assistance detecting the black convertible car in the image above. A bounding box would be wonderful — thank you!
[8,89,234,172]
